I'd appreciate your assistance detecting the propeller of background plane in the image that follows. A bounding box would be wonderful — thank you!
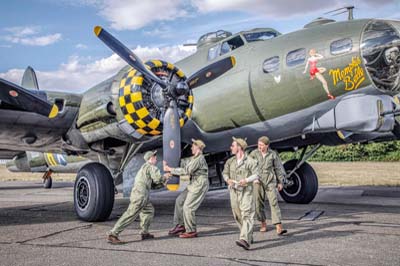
[94,26,235,186]
[0,78,58,119]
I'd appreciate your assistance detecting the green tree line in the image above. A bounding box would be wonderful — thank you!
[280,141,400,162]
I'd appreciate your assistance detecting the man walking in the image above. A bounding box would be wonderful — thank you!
[223,137,259,250]
[250,136,287,235]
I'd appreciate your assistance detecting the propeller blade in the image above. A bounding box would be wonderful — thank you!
[163,101,181,191]
[94,26,167,88]
[186,56,236,89]
[0,78,58,118]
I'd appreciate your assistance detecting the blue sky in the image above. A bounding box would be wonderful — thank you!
[1,0,399,92]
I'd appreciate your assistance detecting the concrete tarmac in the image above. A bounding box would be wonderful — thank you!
[0,181,399,266]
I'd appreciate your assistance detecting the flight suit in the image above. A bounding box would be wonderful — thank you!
[171,153,209,233]
[109,162,164,237]
[249,149,285,225]
[223,155,258,244]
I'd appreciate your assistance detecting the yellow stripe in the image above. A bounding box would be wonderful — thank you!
[179,118,184,127]
[167,184,179,191]
[167,63,174,70]
[188,95,193,104]
[94,26,102,36]
[130,92,142,102]
[127,69,136,78]
[48,153,57,166]
[131,76,143,86]
[48,105,59,119]
[231,56,236,67]
[150,130,161,135]
[176,69,184,78]
[152,60,162,67]
[394,96,400,105]
[119,96,126,107]
[136,107,149,119]
[120,78,126,88]
[45,153,52,166]
[148,118,160,129]
[126,103,135,114]
[135,119,146,128]
[50,154,58,166]
[123,86,131,95]
[337,131,345,140]
[185,108,192,118]
[125,114,134,124]
[136,128,147,135]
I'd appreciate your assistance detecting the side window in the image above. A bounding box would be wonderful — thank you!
[208,44,219,61]
[220,42,231,55]
[286,48,306,67]
[263,56,280,73]
[330,38,352,55]
[220,36,245,55]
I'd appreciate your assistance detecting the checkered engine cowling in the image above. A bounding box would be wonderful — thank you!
[118,60,193,136]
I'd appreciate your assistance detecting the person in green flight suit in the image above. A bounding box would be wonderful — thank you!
[223,137,259,250]
[249,136,287,235]
[107,150,167,244]
[164,139,209,238]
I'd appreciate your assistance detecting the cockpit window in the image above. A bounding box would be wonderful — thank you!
[220,36,245,55]
[208,44,220,61]
[286,48,306,67]
[330,38,352,55]
[244,31,277,42]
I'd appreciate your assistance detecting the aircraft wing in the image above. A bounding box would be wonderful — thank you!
[0,78,82,157]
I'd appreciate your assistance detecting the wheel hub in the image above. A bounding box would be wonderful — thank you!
[283,171,302,197]
[76,176,90,211]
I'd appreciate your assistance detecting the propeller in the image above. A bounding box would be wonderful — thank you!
[94,26,167,88]
[186,56,236,89]
[94,26,235,189]
[162,101,181,189]
[0,78,58,118]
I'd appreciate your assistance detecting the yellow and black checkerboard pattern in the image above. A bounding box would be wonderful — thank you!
[118,60,193,136]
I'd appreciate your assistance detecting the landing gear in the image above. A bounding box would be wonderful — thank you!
[280,159,318,204]
[74,162,115,222]
[42,170,53,189]
[279,145,320,204]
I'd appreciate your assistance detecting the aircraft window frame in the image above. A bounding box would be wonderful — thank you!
[220,35,245,56]
[330,38,353,55]
[263,56,280,73]
[286,48,306,67]
[208,44,220,61]
[243,31,277,42]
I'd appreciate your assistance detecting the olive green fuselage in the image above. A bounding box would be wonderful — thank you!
[77,18,400,144]
[177,19,373,132]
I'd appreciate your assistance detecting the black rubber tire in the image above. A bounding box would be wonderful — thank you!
[74,162,115,222]
[43,177,52,189]
[279,159,318,204]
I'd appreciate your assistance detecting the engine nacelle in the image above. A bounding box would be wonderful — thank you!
[361,20,400,94]
[6,151,90,173]
[116,60,193,139]
[76,60,193,143]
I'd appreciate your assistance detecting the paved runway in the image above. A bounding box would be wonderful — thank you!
[0,181,399,266]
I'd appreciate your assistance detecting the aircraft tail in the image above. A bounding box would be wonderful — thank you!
[21,66,39,90]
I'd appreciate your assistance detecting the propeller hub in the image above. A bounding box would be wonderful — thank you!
[175,81,190,96]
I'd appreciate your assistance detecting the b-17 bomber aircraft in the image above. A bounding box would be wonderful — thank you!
[1,9,400,222]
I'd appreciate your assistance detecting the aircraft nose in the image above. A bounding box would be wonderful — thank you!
[361,20,400,94]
